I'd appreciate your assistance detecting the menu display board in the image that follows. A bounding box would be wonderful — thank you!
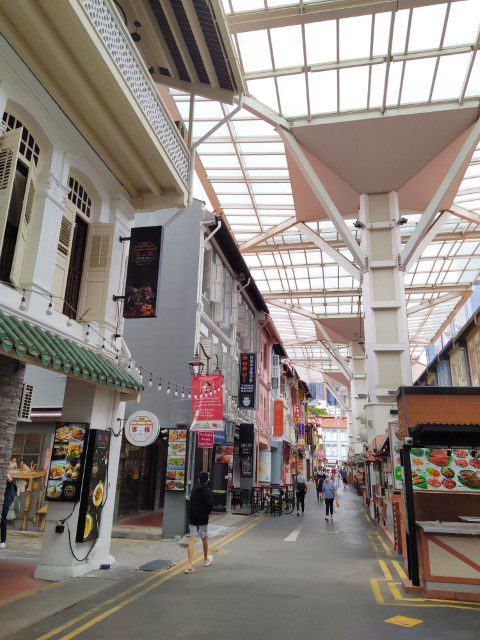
[76,430,111,543]
[410,447,480,493]
[389,421,403,490]
[215,445,234,465]
[166,429,187,491]
[123,226,162,318]
[45,423,89,502]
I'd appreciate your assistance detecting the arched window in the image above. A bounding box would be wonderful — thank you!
[68,176,92,217]
[0,111,40,286]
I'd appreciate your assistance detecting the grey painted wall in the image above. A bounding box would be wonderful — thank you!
[24,366,66,408]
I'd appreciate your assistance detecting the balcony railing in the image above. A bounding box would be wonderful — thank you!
[80,0,189,186]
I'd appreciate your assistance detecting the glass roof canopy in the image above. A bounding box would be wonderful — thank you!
[172,0,480,385]
[224,0,480,120]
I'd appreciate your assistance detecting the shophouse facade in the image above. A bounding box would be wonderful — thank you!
[0,0,191,578]
[318,416,349,466]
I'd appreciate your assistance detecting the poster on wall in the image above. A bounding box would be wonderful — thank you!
[76,430,111,543]
[123,226,162,318]
[410,447,480,493]
[191,374,224,431]
[166,429,188,491]
[258,451,271,483]
[238,353,257,409]
[45,423,89,502]
[215,445,234,465]
[389,421,403,490]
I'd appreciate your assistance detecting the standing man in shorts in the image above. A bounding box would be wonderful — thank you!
[185,471,214,574]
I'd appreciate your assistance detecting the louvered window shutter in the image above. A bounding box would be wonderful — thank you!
[51,202,76,310]
[210,264,224,303]
[202,248,212,298]
[78,222,114,321]
[0,128,22,256]
[10,160,37,286]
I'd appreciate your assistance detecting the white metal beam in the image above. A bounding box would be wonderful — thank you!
[401,210,450,272]
[278,128,366,270]
[264,282,471,299]
[323,374,348,413]
[239,217,297,252]
[297,222,360,280]
[240,95,289,129]
[313,319,353,380]
[406,291,468,316]
[448,204,480,226]
[402,118,480,270]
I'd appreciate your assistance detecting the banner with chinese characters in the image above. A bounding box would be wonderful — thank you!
[297,423,305,448]
[293,404,302,423]
[123,226,162,318]
[238,353,257,409]
[191,374,224,431]
[273,400,284,437]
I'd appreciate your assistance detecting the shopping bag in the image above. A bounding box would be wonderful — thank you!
[335,498,340,509]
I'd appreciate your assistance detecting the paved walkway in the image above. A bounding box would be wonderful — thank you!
[6,486,480,640]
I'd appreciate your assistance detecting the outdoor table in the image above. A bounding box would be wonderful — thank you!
[9,471,45,531]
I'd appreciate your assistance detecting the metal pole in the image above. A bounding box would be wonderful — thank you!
[402,445,420,586]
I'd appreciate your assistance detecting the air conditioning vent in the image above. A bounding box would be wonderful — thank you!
[18,384,33,421]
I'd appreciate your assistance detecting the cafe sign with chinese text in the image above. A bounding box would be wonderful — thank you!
[125,411,160,447]
[238,353,257,409]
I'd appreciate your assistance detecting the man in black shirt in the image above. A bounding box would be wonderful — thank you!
[185,471,214,574]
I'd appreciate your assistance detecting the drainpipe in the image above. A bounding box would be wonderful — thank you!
[188,93,244,206]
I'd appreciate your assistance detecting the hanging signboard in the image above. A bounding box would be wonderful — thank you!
[273,400,284,437]
[293,404,302,423]
[214,422,227,446]
[191,374,224,431]
[389,421,403,490]
[298,423,305,448]
[76,430,111,543]
[240,423,254,477]
[45,423,89,503]
[125,411,160,447]
[123,226,162,318]
[166,428,188,491]
[238,353,257,409]
[198,431,214,448]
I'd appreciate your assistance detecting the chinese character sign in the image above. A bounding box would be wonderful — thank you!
[238,353,257,409]
[293,404,302,423]
[191,374,224,432]
[125,411,160,447]
[273,400,284,437]
[298,423,305,448]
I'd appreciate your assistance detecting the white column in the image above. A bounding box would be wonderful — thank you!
[35,380,124,580]
[349,341,367,454]
[359,192,412,443]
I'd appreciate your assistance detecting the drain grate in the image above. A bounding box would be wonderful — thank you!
[139,559,174,572]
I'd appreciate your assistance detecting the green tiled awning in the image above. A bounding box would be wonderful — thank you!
[0,310,141,394]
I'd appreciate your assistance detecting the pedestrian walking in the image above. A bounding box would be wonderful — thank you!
[295,473,307,516]
[185,471,214,574]
[322,476,336,521]
[341,468,348,488]
[316,472,325,501]
[1,472,17,549]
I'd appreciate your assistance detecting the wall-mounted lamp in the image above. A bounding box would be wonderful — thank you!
[189,353,204,379]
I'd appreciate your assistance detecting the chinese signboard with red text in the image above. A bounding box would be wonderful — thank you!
[191,374,223,431]
[238,353,257,409]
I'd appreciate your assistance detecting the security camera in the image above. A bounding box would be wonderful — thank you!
[404,437,413,446]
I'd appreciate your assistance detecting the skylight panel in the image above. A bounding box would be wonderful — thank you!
[466,56,480,97]
[432,53,471,101]
[201,155,241,168]
[391,9,410,54]
[247,79,279,112]
[386,61,403,105]
[305,20,337,65]
[339,66,369,111]
[243,154,287,168]
[369,63,387,108]
[231,0,263,10]
[373,11,392,56]
[276,74,308,117]
[444,0,480,47]
[237,30,272,73]
[309,71,338,114]
[408,4,447,52]
[400,58,436,104]
[251,182,292,194]
[339,15,372,60]
[271,25,304,69]
[212,182,249,193]
[231,120,276,137]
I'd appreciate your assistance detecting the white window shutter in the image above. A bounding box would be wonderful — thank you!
[78,222,114,321]
[230,289,239,325]
[10,160,37,286]
[202,248,212,299]
[213,301,224,323]
[0,128,22,256]
[51,203,76,311]
[210,264,224,303]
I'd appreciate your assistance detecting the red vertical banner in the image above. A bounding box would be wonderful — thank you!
[191,374,224,431]
[293,404,301,423]
[273,400,284,437]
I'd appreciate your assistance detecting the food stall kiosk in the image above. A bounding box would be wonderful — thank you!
[396,387,480,600]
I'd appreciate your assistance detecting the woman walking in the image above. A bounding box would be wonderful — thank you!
[322,475,336,522]
[1,472,17,549]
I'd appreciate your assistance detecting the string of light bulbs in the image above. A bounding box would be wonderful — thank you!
[7,279,243,402]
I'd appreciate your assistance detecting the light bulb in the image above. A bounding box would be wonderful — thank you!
[46,299,53,316]
[181,391,185,399]
[66,318,73,327]
[139,375,143,383]
[148,378,153,387]
[174,389,178,398]
[188,392,191,399]
[19,292,26,311]
[166,387,171,395]
[85,325,90,343]
[158,383,162,392]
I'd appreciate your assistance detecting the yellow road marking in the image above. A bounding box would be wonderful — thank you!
[364,514,371,523]
[388,581,480,608]
[377,559,393,581]
[34,517,263,640]
[376,534,392,556]
[367,532,379,553]
[385,615,422,627]
[391,560,407,580]
[0,582,60,609]
[370,579,385,604]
